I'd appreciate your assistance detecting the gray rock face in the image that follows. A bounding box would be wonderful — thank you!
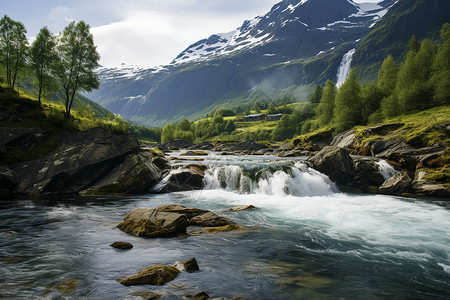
[378,172,413,195]
[330,130,357,149]
[157,166,205,193]
[308,146,354,185]
[80,151,162,196]
[12,127,140,195]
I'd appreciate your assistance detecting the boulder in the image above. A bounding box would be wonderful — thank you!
[117,207,188,237]
[160,139,195,150]
[189,211,236,227]
[80,152,162,196]
[157,167,205,193]
[346,159,386,193]
[330,130,357,149]
[152,156,170,170]
[229,205,256,212]
[118,205,240,238]
[411,181,450,197]
[110,242,133,250]
[308,146,354,185]
[13,127,140,195]
[188,142,214,150]
[0,166,16,191]
[184,258,200,273]
[194,291,210,300]
[118,264,180,286]
[378,172,413,195]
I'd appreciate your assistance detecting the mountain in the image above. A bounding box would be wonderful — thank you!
[86,0,445,127]
[352,0,450,81]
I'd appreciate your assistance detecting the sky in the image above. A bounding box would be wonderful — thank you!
[2,0,380,68]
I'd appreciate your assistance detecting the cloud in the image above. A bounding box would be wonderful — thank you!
[91,0,276,67]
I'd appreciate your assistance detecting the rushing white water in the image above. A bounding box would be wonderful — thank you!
[376,159,398,180]
[203,162,338,196]
[336,48,356,87]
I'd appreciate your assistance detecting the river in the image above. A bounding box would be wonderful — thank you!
[1,153,449,299]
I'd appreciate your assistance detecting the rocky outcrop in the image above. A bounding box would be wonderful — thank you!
[117,204,240,238]
[8,127,164,196]
[229,205,256,212]
[183,258,200,273]
[80,151,162,196]
[118,264,180,286]
[220,140,267,152]
[411,181,450,197]
[378,172,413,195]
[159,139,195,150]
[156,165,205,193]
[308,146,354,186]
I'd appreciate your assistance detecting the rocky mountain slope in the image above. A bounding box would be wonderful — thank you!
[86,0,449,127]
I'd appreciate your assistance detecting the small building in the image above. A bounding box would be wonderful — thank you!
[266,113,283,121]
[244,114,266,121]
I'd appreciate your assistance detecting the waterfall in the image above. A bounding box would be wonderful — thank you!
[336,48,356,87]
[376,159,398,180]
[203,162,338,197]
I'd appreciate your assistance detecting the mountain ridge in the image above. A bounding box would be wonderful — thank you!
[86,0,448,127]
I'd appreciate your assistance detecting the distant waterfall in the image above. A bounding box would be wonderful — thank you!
[336,48,356,87]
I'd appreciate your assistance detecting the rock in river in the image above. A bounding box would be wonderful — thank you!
[118,264,180,286]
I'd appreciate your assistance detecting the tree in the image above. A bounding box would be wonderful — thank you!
[333,70,362,132]
[270,115,295,141]
[267,103,277,115]
[176,118,191,132]
[397,39,436,112]
[432,23,450,106]
[161,123,175,143]
[361,82,383,124]
[315,80,337,127]
[0,15,28,90]
[55,21,100,118]
[252,102,261,113]
[377,55,398,97]
[30,26,58,106]
[309,85,323,103]
[224,120,236,133]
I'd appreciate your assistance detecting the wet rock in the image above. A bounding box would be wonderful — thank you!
[193,224,243,235]
[81,151,162,196]
[347,159,386,193]
[117,207,188,237]
[118,264,180,286]
[308,146,354,185]
[157,168,204,193]
[229,205,256,212]
[378,172,413,195]
[194,291,210,300]
[13,127,140,195]
[181,150,208,156]
[160,139,195,150]
[118,205,241,237]
[110,242,133,250]
[330,130,357,149]
[411,181,450,197]
[188,142,214,151]
[184,258,200,273]
[152,155,170,170]
[189,211,235,227]
[276,149,311,157]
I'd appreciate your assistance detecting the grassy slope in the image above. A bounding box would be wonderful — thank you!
[0,85,134,165]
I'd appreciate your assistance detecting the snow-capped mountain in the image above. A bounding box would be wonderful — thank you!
[86,0,449,127]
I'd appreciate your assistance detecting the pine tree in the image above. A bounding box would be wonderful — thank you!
[361,82,383,124]
[377,55,398,97]
[432,23,450,106]
[314,80,336,127]
[333,70,362,132]
[310,85,323,104]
